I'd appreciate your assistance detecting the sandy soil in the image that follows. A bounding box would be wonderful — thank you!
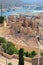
[0,55,32,65]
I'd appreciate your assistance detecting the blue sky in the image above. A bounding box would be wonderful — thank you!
[21,0,43,4]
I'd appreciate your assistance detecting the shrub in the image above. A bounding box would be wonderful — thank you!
[24,51,26,56]
[31,51,37,56]
[40,52,43,57]
[2,43,7,52]
[0,37,6,45]
[29,51,37,58]
[18,48,24,65]
[2,41,18,55]
[24,51,37,58]
[8,62,12,65]
[6,41,18,55]
[25,51,29,57]
[0,16,4,23]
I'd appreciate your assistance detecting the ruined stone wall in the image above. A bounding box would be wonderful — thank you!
[10,17,39,36]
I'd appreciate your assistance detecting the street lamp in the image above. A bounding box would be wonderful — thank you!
[36,19,43,65]
[4,40,7,65]
[5,37,8,65]
[37,37,40,65]
[36,20,40,65]
[1,4,2,16]
[0,2,2,16]
[37,36,43,65]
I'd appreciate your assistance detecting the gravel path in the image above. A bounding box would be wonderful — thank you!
[0,55,32,65]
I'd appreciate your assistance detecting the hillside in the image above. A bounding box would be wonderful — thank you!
[0,0,25,8]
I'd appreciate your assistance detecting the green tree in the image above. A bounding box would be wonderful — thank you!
[18,48,24,65]
[40,52,43,57]
[25,51,29,57]
[2,43,7,52]
[31,51,37,57]
[0,37,6,45]
[28,51,37,58]
[0,16,4,23]
[6,41,18,55]
[2,41,18,55]
[0,37,6,51]
[8,62,12,65]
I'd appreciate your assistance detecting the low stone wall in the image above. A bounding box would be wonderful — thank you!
[0,51,32,62]
[0,51,43,65]
[0,51,18,59]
